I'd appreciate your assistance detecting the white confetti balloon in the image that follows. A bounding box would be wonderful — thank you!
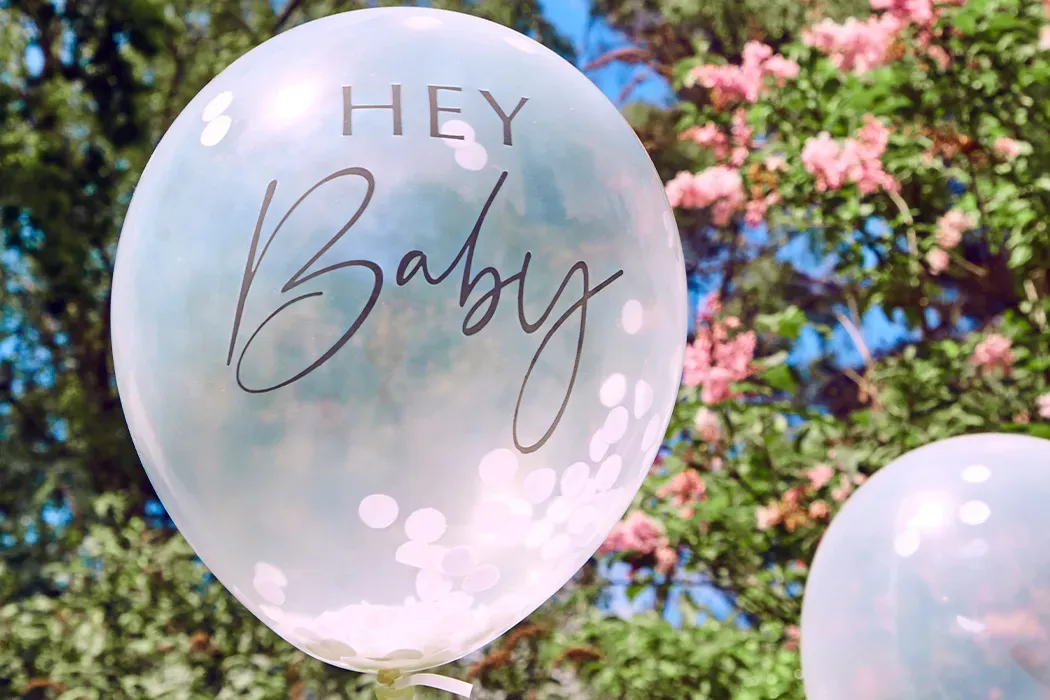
[802,433,1050,700]
[110,7,686,675]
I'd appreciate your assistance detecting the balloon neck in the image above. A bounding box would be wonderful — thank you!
[375,671,417,700]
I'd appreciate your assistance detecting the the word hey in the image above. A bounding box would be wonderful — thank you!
[341,84,529,146]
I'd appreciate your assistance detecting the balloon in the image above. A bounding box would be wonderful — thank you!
[110,6,686,679]
[801,433,1050,700]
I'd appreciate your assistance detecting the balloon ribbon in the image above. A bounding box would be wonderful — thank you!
[375,670,473,699]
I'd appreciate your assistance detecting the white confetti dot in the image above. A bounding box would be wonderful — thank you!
[641,415,663,451]
[568,505,597,535]
[253,577,286,606]
[524,518,554,549]
[523,468,557,504]
[961,464,991,484]
[960,501,991,526]
[416,569,453,601]
[404,596,418,607]
[594,455,622,491]
[253,561,287,587]
[202,91,233,121]
[504,34,538,53]
[395,541,445,569]
[200,115,231,147]
[479,448,518,486]
[600,374,627,407]
[439,119,475,147]
[560,462,591,498]
[455,142,488,170]
[895,529,921,557]
[463,564,500,593]
[634,380,654,418]
[441,546,478,577]
[589,430,610,462]
[602,406,630,444]
[547,496,573,524]
[621,300,644,334]
[405,508,447,543]
[359,493,398,529]
[541,534,571,561]
[475,497,532,542]
[404,15,442,29]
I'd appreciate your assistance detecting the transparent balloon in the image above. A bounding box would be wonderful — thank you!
[110,7,686,676]
[801,433,1050,700]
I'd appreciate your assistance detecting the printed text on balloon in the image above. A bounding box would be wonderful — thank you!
[225,168,624,454]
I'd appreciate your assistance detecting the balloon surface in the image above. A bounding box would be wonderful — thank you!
[801,433,1050,700]
[111,7,686,674]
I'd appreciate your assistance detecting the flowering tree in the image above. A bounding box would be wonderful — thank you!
[4,0,1050,698]
[466,0,1050,697]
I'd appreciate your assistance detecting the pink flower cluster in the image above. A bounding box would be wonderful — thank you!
[1038,393,1050,420]
[801,115,899,194]
[971,333,1014,374]
[803,14,902,74]
[679,109,753,167]
[871,0,967,25]
[658,469,707,518]
[694,408,723,443]
[683,297,757,403]
[936,209,974,249]
[804,0,969,74]
[665,166,746,226]
[599,511,678,575]
[690,41,800,106]
[994,137,1023,160]
[926,208,974,275]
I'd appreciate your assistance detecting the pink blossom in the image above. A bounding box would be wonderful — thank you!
[870,0,936,25]
[971,333,1014,374]
[683,297,757,402]
[994,137,1023,160]
[694,408,723,442]
[600,510,667,555]
[1041,26,1050,51]
[764,155,788,172]
[655,546,678,575]
[801,116,897,194]
[809,501,831,519]
[802,133,851,191]
[744,198,769,226]
[680,122,730,160]
[927,45,950,69]
[690,41,799,106]
[803,15,902,75]
[1038,393,1050,420]
[936,209,973,249]
[658,469,707,518]
[807,464,836,490]
[756,502,781,530]
[831,476,853,502]
[764,55,801,83]
[664,166,745,226]
[926,247,950,275]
